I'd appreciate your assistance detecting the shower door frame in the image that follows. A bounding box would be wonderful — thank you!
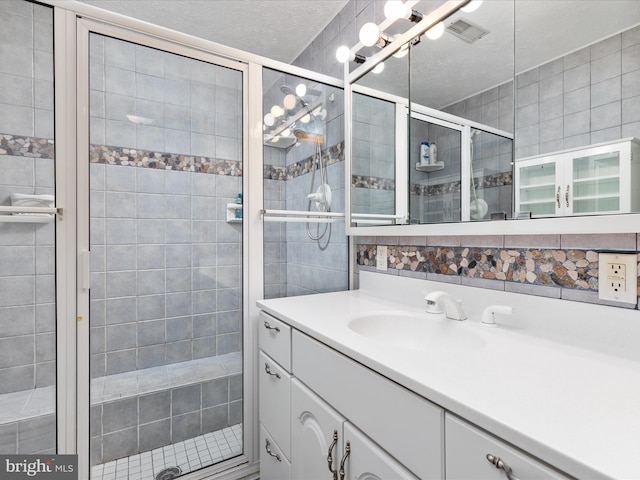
[75,17,254,480]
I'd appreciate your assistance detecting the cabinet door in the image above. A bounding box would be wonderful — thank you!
[515,158,561,217]
[567,148,622,215]
[291,378,346,480]
[260,425,291,480]
[342,422,420,480]
[445,415,571,480]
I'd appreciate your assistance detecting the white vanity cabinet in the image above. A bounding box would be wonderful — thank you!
[445,415,571,480]
[515,138,640,217]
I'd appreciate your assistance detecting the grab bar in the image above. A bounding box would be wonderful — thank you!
[0,206,62,223]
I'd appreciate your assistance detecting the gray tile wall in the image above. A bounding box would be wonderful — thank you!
[90,164,242,377]
[89,34,242,160]
[0,414,56,455]
[90,374,242,464]
[0,1,56,398]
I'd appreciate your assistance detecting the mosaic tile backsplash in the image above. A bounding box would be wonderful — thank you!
[357,241,640,305]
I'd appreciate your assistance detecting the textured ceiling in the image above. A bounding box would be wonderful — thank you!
[79,0,349,63]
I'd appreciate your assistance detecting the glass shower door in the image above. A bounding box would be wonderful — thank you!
[0,0,57,456]
[87,33,244,479]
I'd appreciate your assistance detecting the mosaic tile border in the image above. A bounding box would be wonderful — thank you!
[357,244,616,291]
[0,134,54,158]
[410,172,512,196]
[264,141,345,181]
[351,175,395,190]
[90,144,242,176]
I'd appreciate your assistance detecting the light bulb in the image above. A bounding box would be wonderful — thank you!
[270,105,284,118]
[384,1,409,20]
[295,83,307,97]
[263,113,274,127]
[283,94,296,110]
[372,62,385,74]
[426,22,445,40]
[461,0,483,13]
[336,45,351,63]
[359,22,381,47]
[282,128,291,137]
[271,135,280,143]
[300,114,311,124]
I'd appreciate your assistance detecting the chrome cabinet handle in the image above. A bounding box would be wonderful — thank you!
[556,186,561,208]
[565,185,570,207]
[486,454,520,480]
[339,441,351,480]
[264,362,281,379]
[265,439,281,462]
[263,320,280,332]
[327,429,338,480]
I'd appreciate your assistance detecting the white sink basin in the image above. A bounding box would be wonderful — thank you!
[348,311,484,351]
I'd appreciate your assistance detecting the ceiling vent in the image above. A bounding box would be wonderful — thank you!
[446,18,489,44]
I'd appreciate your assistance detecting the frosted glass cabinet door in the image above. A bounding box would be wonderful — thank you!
[569,151,621,215]
[515,159,560,217]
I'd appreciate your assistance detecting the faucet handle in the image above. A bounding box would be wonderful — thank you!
[481,305,514,327]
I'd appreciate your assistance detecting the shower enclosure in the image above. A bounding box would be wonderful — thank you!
[85,31,245,479]
[262,69,347,298]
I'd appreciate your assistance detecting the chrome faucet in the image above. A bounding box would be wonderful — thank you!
[424,291,467,321]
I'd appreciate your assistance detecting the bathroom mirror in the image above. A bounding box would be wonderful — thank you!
[347,0,640,232]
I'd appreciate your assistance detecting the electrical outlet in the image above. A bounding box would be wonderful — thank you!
[376,246,388,271]
[598,253,638,304]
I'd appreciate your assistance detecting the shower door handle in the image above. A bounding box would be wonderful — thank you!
[263,320,280,332]
[264,363,281,379]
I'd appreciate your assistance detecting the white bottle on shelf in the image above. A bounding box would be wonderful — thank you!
[420,142,430,165]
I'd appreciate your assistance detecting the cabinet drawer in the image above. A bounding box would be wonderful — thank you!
[259,351,291,459]
[259,311,292,372]
[445,415,571,479]
[260,425,291,480]
[292,330,444,480]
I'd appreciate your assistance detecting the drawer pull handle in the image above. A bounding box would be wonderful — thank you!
[339,441,351,480]
[565,185,570,207]
[264,363,281,379]
[556,186,561,208]
[486,454,520,480]
[265,439,281,462]
[327,429,338,480]
[264,320,280,332]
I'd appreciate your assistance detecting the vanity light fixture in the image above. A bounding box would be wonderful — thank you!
[263,113,275,127]
[359,22,393,48]
[336,45,366,64]
[460,0,483,13]
[372,62,385,74]
[425,21,445,40]
[270,105,285,118]
[295,83,307,97]
[283,93,297,110]
[383,1,424,22]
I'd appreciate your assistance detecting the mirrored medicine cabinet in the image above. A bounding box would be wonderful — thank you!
[345,0,640,235]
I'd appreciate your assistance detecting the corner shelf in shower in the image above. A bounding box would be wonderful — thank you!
[226,203,243,223]
[416,162,445,172]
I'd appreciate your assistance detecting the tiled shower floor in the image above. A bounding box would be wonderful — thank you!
[91,423,242,480]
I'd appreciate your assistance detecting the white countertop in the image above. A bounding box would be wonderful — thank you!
[257,272,640,480]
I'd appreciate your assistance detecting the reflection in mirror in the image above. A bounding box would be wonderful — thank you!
[513,0,640,218]
[350,51,410,226]
[408,0,515,225]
